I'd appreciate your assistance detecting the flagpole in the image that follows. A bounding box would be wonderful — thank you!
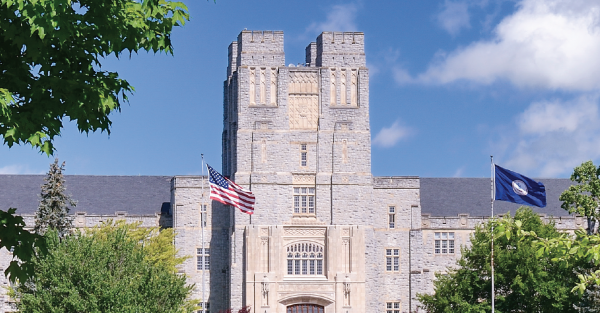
[201,154,206,313]
[490,156,495,313]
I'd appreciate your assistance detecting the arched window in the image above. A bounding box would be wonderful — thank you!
[287,304,324,313]
[286,242,324,275]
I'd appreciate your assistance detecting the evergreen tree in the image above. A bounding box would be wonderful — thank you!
[34,159,76,237]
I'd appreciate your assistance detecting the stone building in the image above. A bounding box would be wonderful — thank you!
[0,30,582,313]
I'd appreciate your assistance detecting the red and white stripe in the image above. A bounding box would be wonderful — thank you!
[209,177,255,214]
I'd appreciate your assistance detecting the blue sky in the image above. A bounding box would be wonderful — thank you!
[2,0,600,178]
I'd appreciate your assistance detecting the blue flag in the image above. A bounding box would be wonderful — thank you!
[494,165,546,208]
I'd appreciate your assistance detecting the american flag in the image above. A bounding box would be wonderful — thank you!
[207,164,255,214]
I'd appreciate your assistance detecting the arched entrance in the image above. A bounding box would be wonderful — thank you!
[286,304,324,313]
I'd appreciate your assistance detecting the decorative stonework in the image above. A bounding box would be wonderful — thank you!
[459,214,468,228]
[293,174,315,185]
[260,68,266,104]
[289,95,318,130]
[284,228,326,237]
[260,227,269,236]
[250,68,256,105]
[289,71,318,94]
[422,214,431,228]
[342,139,348,164]
[270,68,278,105]
[342,228,350,236]
[330,70,337,105]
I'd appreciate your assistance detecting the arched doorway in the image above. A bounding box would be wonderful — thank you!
[286,304,324,313]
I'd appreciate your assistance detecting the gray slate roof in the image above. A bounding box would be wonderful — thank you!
[0,175,577,218]
[0,175,172,215]
[420,178,575,217]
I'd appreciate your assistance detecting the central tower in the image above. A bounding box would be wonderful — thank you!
[221,30,420,313]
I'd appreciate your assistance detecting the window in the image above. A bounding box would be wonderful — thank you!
[300,144,307,166]
[388,206,396,229]
[294,187,315,214]
[286,243,324,276]
[434,232,455,254]
[287,304,324,313]
[200,204,207,227]
[386,249,400,272]
[197,248,210,270]
[197,302,210,313]
[386,302,400,313]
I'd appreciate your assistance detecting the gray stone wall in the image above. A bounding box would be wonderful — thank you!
[171,176,231,313]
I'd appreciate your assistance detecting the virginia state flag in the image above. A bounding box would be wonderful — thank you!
[495,165,546,208]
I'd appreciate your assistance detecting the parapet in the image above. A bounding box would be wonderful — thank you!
[373,176,420,189]
[227,41,238,77]
[236,30,285,68]
[316,32,366,67]
[305,42,317,67]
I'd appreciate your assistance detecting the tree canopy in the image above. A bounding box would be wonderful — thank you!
[0,0,189,154]
[14,221,195,312]
[418,207,587,313]
[560,160,600,235]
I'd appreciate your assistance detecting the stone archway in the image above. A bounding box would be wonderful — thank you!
[286,303,324,313]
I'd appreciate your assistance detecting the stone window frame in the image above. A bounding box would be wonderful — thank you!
[385,248,400,272]
[285,242,324,276]
[293,186,315,216]
[196,247,210,271]
[388,205,396,229]
[386,301,400,313]
[300,143,308,167]
[434,232,455,255]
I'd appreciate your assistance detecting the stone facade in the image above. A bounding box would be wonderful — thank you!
[171,30,582,313]
[0,30,583,313]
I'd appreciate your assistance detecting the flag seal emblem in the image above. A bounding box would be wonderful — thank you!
[512,180,528,196]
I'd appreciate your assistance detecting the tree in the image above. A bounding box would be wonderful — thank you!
[34,158,76,237]
[534,229,600,311]
[14,221,196,313]
[560,160,600,235]
[0,0,190,284]
[418,207,587,313]
[0,208,46,284]
[0,0,189,154]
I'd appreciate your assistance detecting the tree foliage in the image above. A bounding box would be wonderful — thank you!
[418,207,587,313]
[560,160,600,235]
[34,158,76,237]
[88,220,189,273]
[14,221,195,313]
[0,208,46,284]
[0,0,189,154]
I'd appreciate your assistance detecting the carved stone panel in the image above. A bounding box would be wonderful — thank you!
[284,228,326,237]
[293,174,316,185]
[289,71,318,94]
[289,95,318,130]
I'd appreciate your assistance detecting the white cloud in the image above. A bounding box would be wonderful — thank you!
[393,67,413,85]
[496,94,600,177]
[453,166,466,177]
[0,164,44,174]
[373,121,412,148]
[437,0,471,35]
[415,0,600,91]
[306,3,359,33]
